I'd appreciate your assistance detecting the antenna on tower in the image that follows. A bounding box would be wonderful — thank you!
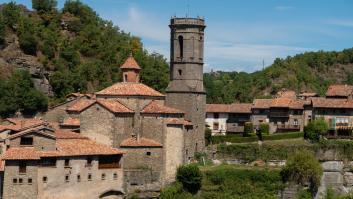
[186,0,190,17]
[262,59,265,70]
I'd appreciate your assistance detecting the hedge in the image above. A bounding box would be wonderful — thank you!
[262,132,304,141]
[211,132,304,144]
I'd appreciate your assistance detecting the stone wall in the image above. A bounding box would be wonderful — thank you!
[37,157,124,199]
[3,160,38,199]
[164,125,184,183]
[10,132,56,151]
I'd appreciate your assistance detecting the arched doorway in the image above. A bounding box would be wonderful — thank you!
[99,190,124,199]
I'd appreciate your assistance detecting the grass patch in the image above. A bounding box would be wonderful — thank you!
[211,132,304,144]
[263,132,304,141]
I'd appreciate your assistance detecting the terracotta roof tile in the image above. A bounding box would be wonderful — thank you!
[3,147,41,160]
[120,137,162,147]
[97,100,134,113]
[276,90,296,98]
[252,99,272,109]
[55,130,87,139]
[326,85,353,97]
[60,117,80,127]
[120,55,141,70]
[141,101,184,114]
[206,104,229,113]
[165,118,192,126]
[96,82,164,97]
[312,98,353,108]
[66,99,95,112]
[206,103,252,113]
[0,118,45,132]
[7,126,56,140]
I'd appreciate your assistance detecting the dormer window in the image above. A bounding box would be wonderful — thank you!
[20,137,33,146]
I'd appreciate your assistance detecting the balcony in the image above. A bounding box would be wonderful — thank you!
[270,112,289,118]
[277,124,300,130]
[98,162,121,169]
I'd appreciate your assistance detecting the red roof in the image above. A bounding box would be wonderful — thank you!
[96,82,164,97]
[141,101,184,114]
[2,130,124,160]
[7,126,56,140]
[165,118,192,126]
[120,137,162,147]
[0,118,45,132]
[312,98,353,108]
[97,100,134,113]
[252,99,272,109]
[276,90,296,98]
[60,117,80,127]
[66,99,95,112]
[120,54,141,70]
[206,103,252,113]
[326,85,353,97]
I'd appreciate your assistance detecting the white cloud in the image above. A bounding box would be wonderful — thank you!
[327,19,353,28]
[274,6,294,11]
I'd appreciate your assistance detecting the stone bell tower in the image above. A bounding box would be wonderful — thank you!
[166,17,206,161]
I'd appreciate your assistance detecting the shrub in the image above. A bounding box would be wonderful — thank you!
[176,164,202,194]
[159,182,194,199]
[243,122,254,137]
[262,132,304,141]
[304,119,329,142]
[259,123,270,135]
[2,2,21,28]
[280,149,323,195]
[32,0,57,13]
[205,128,212,145]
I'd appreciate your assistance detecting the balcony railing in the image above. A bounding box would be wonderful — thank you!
[270,112,289,117]
[277,124,300,130]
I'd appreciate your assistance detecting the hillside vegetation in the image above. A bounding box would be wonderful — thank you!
[0,0,168,117]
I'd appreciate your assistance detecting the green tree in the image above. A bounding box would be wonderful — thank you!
[281,150,323,196]
[32,0,57,13]
[176,164,202,194]
[0,14,6,45]
[205,128,212,146]
[304,119,329,142]
[1,2,21,28]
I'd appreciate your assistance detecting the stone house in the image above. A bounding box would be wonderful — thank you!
[0,124,124,199]
[326,84,353,99]
[205,103,252,135]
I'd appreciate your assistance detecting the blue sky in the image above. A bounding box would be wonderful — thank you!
[4,0,353,72]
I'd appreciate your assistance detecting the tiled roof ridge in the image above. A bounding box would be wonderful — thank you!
[96,99,134,113]
[7,126,56,140]
[141,100,184,114]
[120,136,163,147]
[120,53,141,70]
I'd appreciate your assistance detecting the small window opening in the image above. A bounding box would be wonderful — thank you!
[101,173,106,180]
[64,159,70,167]
[178,35,183,58]
[65,175,69,182]
[124,74,128,82]
[113,173,118,180]
[19,178,23,184]
[20,137,33,146]
[146,151,151,156]
[19,161,26,174]
[43,176,48,183]
[28,178,32,184]
[88,173,92,181]
[87,157,92,166]
[178,69,182,76]
[13,178,17,184]
[77,175,81,182]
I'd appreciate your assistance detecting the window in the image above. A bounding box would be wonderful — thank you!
[19,161,26,174]
[98,155,121,169]
[87,157,92,167]
[101,173,106,180]
[113,173,117,180]
[124,74,128,82]
[65,175,69,182]
[28,178,32,184]
[13,178,17,184]
[213,122,219,130]
[43,176,47,183]
[20,137,33,146]
[77,175,81,182]
[293,119,299,126]
[41,157,56,167]
[88,173,92,181]
[178,35,183,58]
[19,178,23,184]
[146,152,151,156]
[214,113,219,119]
[178,69,182,76]
[64,159,70,167]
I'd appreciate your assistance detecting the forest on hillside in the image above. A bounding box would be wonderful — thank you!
[0,0,169,117]
[1,0,353,117]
